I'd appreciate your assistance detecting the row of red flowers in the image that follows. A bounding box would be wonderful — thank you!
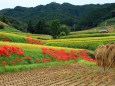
[42,47,96,62]
[26,36,44,45]
[42,47,78,61]
[0,34,44,45]
[0,45,95,66]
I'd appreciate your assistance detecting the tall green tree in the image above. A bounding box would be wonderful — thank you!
[50,20,61,39]
[27,21,34,33]
[35,20,46,34]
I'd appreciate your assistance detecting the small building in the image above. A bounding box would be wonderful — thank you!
[99,30,109,33]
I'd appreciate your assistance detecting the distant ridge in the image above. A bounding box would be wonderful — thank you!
[0,2,114,31]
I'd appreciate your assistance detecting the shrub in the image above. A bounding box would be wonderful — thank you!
[60,25,70,35]
[60,32,66,36]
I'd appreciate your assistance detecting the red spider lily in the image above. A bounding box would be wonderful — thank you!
[41,47,47,56]
[17,51,24,56]
[45,58,50,62]
[0,35,11,42]
[79,50,87,56]
[79,50,96,62]
[41,47,96,62]
[82,56,96,62]
[2,61,7,65]
[41,59,45,63]
[0,48,10,56]
[70,50,78,60]
[36,59,40,63]
[0,45,25,56]
[1,45,10,50]
[26,36,44,45]
[26,56,31,60]
[0,45,25,66]
[3,38,11,42]
[9,46,20,53]
[41,48,76,61]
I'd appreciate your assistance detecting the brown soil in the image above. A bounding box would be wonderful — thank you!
[0,63,115,86]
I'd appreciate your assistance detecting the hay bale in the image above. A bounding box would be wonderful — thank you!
[94,44,115,69]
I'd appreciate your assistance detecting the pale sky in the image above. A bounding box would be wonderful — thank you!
[0,0,115,10]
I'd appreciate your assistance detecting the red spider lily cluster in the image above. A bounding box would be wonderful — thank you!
[0,45,24,66]
[42,47,79,61]
[0,34,11,42]
[0,45,50,66]
[79,50,96,62]
[26,36,44,45]
[42,47,96,62]
[0,45,24,56]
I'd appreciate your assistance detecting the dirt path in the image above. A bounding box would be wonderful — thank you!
[0,63,115,86]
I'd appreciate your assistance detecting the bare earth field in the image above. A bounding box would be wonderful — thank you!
[0,63,115,86]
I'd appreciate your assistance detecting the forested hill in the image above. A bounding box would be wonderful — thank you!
[0,2,115,31]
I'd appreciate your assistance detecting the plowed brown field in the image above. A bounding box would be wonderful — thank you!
[0,64,115,86]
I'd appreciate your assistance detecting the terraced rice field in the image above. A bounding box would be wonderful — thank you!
[46,36,115,50]
[0,63,115,86]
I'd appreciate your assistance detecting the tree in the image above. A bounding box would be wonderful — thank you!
[27,21,34,33]
[35,20,46,34]
[60,24,70,35]
[1,15,8,23]
[111,10,115,17]
[60,32,66,36]
[50,20,61,39]
[61,18,75,27]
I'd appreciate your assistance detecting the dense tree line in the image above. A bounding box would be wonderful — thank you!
[27,20,70,39]
[0,2,115,32]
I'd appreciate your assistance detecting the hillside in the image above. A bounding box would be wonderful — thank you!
[0,22,52,41]
[99,17,115,26]
[0,18,115,86]
[0,2,115,31]
[46,19,115,50]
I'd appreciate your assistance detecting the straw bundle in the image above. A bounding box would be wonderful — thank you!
[94,44,115,70]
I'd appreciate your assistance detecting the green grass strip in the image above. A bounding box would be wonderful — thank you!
[0,60,76,73]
